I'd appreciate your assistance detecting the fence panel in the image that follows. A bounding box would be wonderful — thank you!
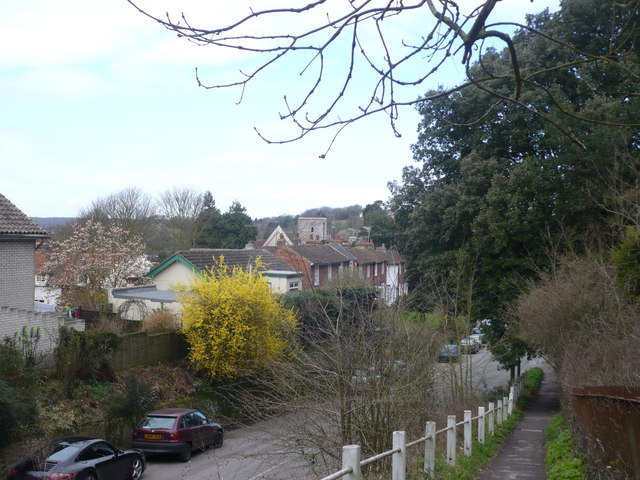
[111,331,187,370]
[572,387,640,479]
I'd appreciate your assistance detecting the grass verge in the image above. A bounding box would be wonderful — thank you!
[545,413,585,480]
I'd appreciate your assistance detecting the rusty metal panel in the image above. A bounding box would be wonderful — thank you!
[572,387,640,479]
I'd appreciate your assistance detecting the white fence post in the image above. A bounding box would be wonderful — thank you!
[464,410,472,457]
[446,415,456,466]
[424,421,436,478]
[497,399,503,425]
[343,445,361,480]
[488,402,495,435]
[478,406,485,445]
[503,396,509,421]
[508,386,515,415]
[392,431,406,480]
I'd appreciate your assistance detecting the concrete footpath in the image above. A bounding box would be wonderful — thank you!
[475,366,560,480]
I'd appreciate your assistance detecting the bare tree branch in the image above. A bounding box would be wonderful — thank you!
[127,0,639,152]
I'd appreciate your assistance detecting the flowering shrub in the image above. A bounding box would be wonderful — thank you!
[45,220,151,308]
[176,257,297,379]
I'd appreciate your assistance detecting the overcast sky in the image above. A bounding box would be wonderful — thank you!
[1,0,559,220]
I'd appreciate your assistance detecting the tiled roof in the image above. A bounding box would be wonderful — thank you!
[376,247,404,264]
[289,243,352,265]
[347,246,381,264]
[0,194,48,237]
[178,248,295,272]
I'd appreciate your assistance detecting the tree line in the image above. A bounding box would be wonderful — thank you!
[54,187,257,261]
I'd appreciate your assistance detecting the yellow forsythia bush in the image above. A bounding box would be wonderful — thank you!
[176,257,297,379]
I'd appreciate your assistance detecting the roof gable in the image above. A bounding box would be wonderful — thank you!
[0,194,48,238]
[263,225,293,247]
[147,253,197,278]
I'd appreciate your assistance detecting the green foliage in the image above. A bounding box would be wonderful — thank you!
[12,326,42,367]
[283,285,378,340]
[612,226,640,300]
[107,374,157,427]
[545,414,585,480]
[0,340,39,447]
[362,201,396,247]
[54,327,121,398]
[517,367,544,409]
[196,199,257,248]
[390,0,640,370]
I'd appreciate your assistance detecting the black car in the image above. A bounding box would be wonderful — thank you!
[7,437,145,480]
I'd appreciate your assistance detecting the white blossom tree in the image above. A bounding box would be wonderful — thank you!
[45,220,152,309]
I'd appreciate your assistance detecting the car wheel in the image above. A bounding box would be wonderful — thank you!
[77,472,98,480]
[179,443,192,462]
[130,455,144,480]
[213,432,224,449]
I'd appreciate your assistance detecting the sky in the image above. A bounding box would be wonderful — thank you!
[1,0,559,220]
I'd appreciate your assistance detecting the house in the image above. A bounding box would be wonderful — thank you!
[273,241,356,289]
[347,245,386,287]
[0,193,82,353]
[262,225,294,248]
[148,247,302,293]
[376,247,408,305]
[109,247,303,320]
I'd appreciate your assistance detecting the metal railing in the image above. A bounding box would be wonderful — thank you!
[321,376,523,480]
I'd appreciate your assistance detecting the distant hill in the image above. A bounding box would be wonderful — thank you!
[32,217,75,234]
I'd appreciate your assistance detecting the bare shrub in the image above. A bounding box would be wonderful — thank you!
[513,256,640,389]
[141,310,180,333]
[225,289,439,476]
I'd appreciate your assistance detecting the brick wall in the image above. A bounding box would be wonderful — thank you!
[275,245,314,289]
[0,240,36,311]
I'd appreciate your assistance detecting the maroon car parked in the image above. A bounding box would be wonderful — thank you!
[131,408,223,462]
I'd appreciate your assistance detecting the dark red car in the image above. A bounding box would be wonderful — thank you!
[131,408,223,462]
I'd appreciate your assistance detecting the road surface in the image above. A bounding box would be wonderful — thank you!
[143,349,544,479]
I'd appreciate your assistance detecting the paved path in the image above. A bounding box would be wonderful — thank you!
[475,365,560,480]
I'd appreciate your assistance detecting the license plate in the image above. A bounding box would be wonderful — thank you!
[144,434,162,440]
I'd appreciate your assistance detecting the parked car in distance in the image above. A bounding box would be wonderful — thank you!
[459,337,481,354]
[470,326,486,345]
[7,436,144,480]
[351,366,382,385]
[132,408,223,462]
[437,344,459,362]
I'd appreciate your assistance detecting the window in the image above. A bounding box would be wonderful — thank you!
[367,266,371,278]
[289,281,301,291]
[327,265,332,281]
[193,411,208,425]
[314,266,320,286]
[338,263,344,278]
[374,264,378,276]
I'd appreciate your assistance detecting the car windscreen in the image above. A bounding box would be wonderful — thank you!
[48,444,82,462]
[137,415,177,430]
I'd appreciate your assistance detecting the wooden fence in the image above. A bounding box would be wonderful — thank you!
[321,377,522,480]
[111,330,188,370]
